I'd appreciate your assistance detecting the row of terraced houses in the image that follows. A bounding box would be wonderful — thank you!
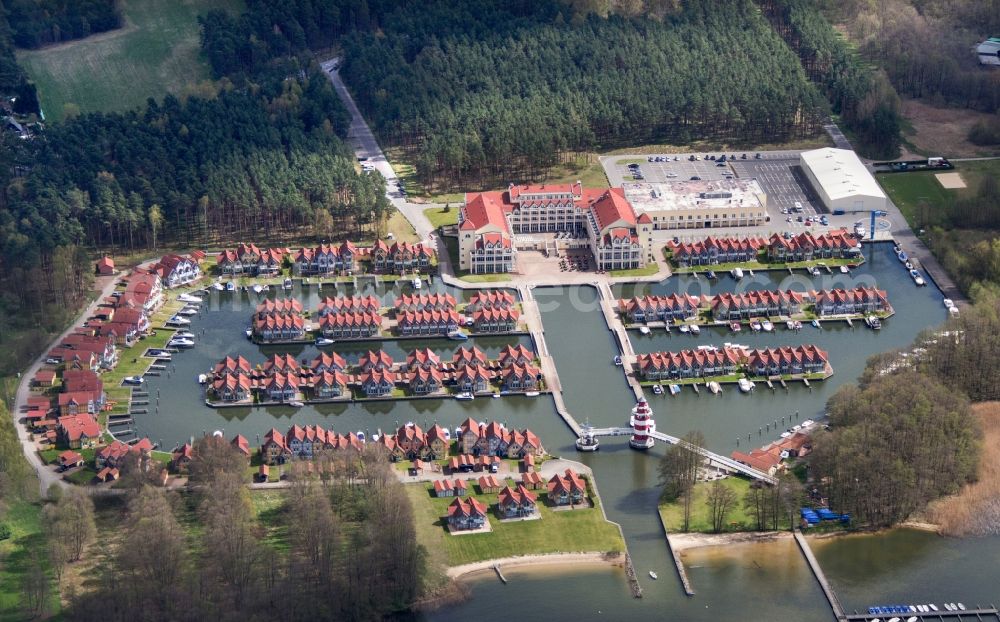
[618,287,890,324]
[666,230,862,267]
[216,240,435,277]
[636,345,831,380]
[209,344,542,402]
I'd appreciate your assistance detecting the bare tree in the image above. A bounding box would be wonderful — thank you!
[199,471,262,610]
[43,489,96,563]
[658,431,705,532]
[706,480,739,533]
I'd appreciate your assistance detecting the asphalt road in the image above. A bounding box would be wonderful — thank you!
[321,59,436,244]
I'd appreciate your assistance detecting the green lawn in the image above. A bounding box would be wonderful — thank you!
[406,481,624,568]
[659,477,764,533]
[609,264,661,278]
[18,0,244,121]
[425,207,459,229]
[876,160,1000,230]
[384,211,419,243]
[0,501,59,619]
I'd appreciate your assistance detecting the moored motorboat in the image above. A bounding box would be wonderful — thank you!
[786,320,796,330]
[732,267,744,279]
[897,250,908,262]
[761,321,774,332]
[283,278,293,290]
[175,331,195,339]
[447,330,468,341]
[679,324,690,334]
[708,381,721,394]
[649,571,658,580]
[212,282,225,291]
[178,306,198,315]
[178,293,202,303]
[123,376,144,385]
[639,326,651,335]
[738,378,754,393]
[225,282,235,291]
[168,337,195,348]
[750,320,762,332]
[793,321,802,330]
[167,316,191,326]
[412,277,422,289]
[245,326,252,338]
[730,321,741,332]
[652,384,663,395]
[252,284,264,294]
[198,374,207,384]
[315,337,335,346]
[689,324,701,335]
[706,270,717,280]
[865,315,882,330]
[288,400,305,407]
[525,391,540,397]
[840,265,849,274]
[668,384,681,395]
[455,392,475,401]
[811,319,821,328]
[613,355,623,366]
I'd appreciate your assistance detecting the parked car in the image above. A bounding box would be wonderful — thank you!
[690,176,702,181]
[832,209,845,215]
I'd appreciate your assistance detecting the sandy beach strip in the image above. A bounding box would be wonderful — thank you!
[446,552,622,579]
[667,530,793,552]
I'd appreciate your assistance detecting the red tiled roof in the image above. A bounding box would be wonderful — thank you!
[589,188,636,231]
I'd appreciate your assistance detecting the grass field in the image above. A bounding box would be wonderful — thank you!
[406,482,623,569]
[18,0,244,121]
[658,477,782,533]
[0,500,59,619]
[876,160,1000,229]
[425,207,459,229]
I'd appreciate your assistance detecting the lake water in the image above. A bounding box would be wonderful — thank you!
[139,244,999,619]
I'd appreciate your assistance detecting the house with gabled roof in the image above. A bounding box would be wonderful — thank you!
[358,350,394,372]
[406,348,441,371]
[317,295,379,316]
[211,374,252,402]
[261,428,290,465]
[310,370,348,399]
[446,496,489,532]
[454,366,491,394]
[547,469,587,506]
[498,344,534,368]
[318,312,382,339]
[478,474,503,494]
[264,373,299,402]
[452,346,487,369]
[408,367,444,395]
[500,363,541,392]
[397,309,462,336]
[150,254,201,288]
[466,290,516,312]
[472,308,520,333]
[497,484,538,518]
[57,413,100,449]
[359,369,396,397]
[309,351,347,373]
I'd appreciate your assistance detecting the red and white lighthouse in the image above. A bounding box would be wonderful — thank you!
[629,397,656,450]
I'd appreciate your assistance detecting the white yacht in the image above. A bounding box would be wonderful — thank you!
[738,378,754,393]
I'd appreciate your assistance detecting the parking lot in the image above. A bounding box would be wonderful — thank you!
[602,150,827,228]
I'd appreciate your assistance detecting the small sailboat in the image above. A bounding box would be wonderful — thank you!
[639,326,651,335]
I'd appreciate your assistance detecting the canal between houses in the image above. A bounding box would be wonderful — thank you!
[135,244,999,619]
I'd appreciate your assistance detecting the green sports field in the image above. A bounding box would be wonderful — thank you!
[18,0,243,121]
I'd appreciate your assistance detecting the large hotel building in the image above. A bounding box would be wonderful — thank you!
[457,179,768,274]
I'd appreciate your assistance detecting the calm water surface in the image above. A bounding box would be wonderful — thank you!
[138,245,997,619]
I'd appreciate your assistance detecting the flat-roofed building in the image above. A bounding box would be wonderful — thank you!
[799,148,888,213]
[622,179,768,230]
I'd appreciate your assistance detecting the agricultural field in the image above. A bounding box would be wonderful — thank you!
[18,0,244,121]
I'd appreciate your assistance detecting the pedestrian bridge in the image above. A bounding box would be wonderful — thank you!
[586,426,777,484]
